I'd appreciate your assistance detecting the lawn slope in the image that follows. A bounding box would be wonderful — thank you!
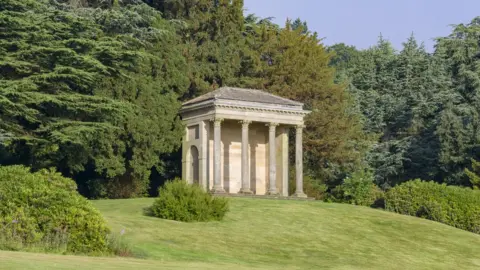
[2,198,480,269]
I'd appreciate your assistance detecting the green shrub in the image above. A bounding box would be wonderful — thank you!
[465,159,480,189]
[332,170,383,206]
[385,179,480,234]
[149,179,229,222]
[288,173,328,200]
[0,165,111,254]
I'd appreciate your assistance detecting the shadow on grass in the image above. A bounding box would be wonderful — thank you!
[142,206,155,217]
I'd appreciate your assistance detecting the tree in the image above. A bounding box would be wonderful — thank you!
[240,20,371,185]
[330,35,452,187]
[0,0,189,197]
[434,17,480,185]
[147,0,246,99]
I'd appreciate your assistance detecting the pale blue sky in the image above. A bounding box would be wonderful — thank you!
[243,0,479,51]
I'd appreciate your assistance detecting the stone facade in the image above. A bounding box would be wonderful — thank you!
[180,87,310,197]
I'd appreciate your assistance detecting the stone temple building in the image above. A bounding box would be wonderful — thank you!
[179,87,310,197]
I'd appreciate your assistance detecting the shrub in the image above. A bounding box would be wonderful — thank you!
[385,179,480,234]
[149,179,229,222]
[465,158,480,189]
[331,170,383,206]
[0,165,111,254]
[288,173,328,200]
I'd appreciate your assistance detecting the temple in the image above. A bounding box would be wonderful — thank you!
[179,87,310,197]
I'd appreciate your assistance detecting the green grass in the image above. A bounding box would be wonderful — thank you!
[2,198,480,269]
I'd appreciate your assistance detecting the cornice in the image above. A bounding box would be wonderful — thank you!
[215,104,310,116]
[180,98,311,116]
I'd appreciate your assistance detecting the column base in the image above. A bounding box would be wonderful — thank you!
[266,190,279,196]
[239,188,253,195]
[292,192,307,198]
[210,186,226,194]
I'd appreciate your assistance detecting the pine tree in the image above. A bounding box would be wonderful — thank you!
[434,17,480,185]
[330,35,452,187]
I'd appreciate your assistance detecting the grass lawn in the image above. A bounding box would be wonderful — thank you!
[2,198,480,269]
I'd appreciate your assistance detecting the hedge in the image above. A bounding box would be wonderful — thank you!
[385,179,480,234]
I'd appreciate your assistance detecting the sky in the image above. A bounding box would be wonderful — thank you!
[243,0,480,52]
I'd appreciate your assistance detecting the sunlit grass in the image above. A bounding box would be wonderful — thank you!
[2,198,480,269]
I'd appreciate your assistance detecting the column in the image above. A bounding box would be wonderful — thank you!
[211,118,225,194]
[293,124,307,198]
[267,122,279,195]
[199,121,208,191]
[239,120,253,194]
[281,127,289,197]
[181,126,188,181]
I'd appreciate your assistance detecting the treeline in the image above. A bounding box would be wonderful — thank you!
[330,25,480,188]
[0,0,479,198]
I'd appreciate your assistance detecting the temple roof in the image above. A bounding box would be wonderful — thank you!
[182,87,303,107]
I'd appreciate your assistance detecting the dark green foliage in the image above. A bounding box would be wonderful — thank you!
[0,165,111,254]
[3,0,480,201]
[0,0,188,198]
[465,159,480,189]
[385,180,480,234]
[329,34,463,188]
[149,179,229,222]
[331,170,383,206]
[239,19,372,187]
[288,172,328,200]
[147,0,246,98]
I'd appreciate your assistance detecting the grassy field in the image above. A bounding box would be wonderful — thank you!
[1,198,480,269]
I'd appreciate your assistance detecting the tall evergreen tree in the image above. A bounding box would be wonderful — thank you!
[240,21,371,185]
[0,0,189,197]
[434,17,480,185]
[147,0,246,98]
[331,35,452,187]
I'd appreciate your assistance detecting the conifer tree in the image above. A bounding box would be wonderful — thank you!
[0,0,188,197]
[148,0,246,98]
[240,20,371,184]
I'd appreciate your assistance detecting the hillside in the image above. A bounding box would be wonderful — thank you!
[2,198,480,269]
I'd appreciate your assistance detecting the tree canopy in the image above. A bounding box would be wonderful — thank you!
[1,0,188,197]
[1,0,480,197]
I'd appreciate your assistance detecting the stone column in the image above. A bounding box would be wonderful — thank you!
[281,127,289,197]
[181,126,188,181]
[199,121,208,191]
[239,120,253,194]
[293,124,307,197]
[267,122,279,195]
[211,118,225,194]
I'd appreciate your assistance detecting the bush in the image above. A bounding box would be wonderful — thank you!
[149,179,229,222]
[0,165,111,254]
[385,179,480,234]
[288,172,328,200]
[331,170,383,206]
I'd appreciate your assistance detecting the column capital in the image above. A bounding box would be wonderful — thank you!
[240,120,252,127]
[266,122,279,131]
[210,118,224,126]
